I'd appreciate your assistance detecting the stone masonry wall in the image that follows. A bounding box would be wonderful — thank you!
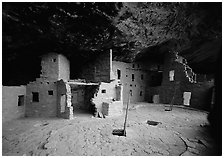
[181,81,214,110]
[25,78,57,117]
[145,86,160,103]
[40,53,70,81]
[40,53,59,81]
[91,81,123,117]
[58,54,70,81]
[56,80,67,117]
[70,85,85,110]
[84,85,100,114]
[158,52,193,105]
[81,52,112,83]
[157,51,214,110]
[2,86,26,123]
[112,61,151,104]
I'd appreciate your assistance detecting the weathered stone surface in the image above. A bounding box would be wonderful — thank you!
[2,86,26,123]
[181,150,198,156]
[2,104,215,156]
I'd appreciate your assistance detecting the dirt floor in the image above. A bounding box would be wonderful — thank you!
[2,103,216,156]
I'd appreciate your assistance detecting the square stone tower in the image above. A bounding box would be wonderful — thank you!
[40,53,70,81]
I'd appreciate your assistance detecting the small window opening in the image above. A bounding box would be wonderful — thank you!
[140,91,143,96]
[137,64,140,68]
[101,89,106,93]
[32,92,39,102]
[132,64,135,68]
[132,74,135,81]
[48,90,53,95]
[141,74,144,80]
[18,95,25,106]
[126,75,128,77]
[53,58,56,62]
[130,84,132,87]
[117,69,121,79]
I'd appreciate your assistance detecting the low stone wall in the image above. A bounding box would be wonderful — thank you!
[102,101,123,117]
[2,86,26,123]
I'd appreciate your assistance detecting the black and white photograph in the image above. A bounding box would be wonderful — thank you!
[2,1,222,156]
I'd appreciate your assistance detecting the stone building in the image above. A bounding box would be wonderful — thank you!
[2,49,214,122]
[84,49,214,110]
[25,53,70,117]
[145,51,214,110]
[24,52,123,119]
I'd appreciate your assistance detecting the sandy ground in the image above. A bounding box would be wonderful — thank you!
[2,103,216,156]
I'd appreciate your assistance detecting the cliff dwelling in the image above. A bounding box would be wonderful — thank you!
[2,2,221,156]
[3,49,215,121]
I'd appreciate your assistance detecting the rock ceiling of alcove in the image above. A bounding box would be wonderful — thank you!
[2,2,221,74]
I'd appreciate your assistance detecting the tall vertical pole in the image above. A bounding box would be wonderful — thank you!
[123,90,130,136]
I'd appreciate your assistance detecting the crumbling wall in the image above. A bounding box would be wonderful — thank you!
[64,83,73,119]
[56,80,74,119]
[2,86,26,123]
[25,78,57,117]
[84,85,100,114]
[81,51,112,83]
[92,82,117,112]
[91,81,123,117]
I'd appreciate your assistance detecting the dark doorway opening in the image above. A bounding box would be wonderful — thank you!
[70,85,98,118]
[18,95,25,106]
[117,69,121,79]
